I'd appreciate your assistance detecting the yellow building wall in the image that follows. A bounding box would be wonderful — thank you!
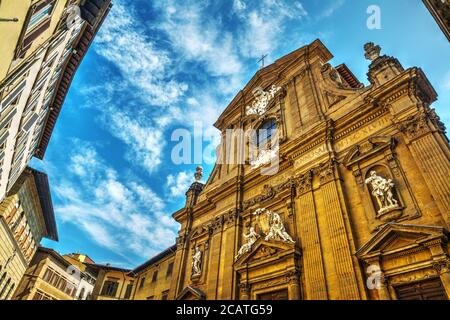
[93,269,134,300]
[0,0,30,80]
[132,255,175,300]
[14,253,78,300]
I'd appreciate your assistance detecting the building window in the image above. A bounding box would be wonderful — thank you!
[124,282,133,299]
[27,2,55,31]
[32,289,54,300]
[152,271,158,283]
[139,277,145,289]
[0,278,11,298]
[17,0,56,58]
[101,280,119,297]
[166,262,174,277]
[256,119,277,149]
[78,287,85,300]
[5,283,15,300]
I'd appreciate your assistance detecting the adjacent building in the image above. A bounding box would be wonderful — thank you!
[88,263,134,300]
[13,246,80,300]
[63,253,96,300]
[423,0,450,41]
[0,167,57,300]
[0,0,111,202]
[96,40,449,300]
[130,245,176,300]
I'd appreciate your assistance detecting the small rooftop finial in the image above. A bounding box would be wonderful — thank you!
[364,42,381,61]
[194,166,203,182]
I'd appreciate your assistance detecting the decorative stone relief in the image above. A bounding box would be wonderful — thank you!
[432,259,450,275]
[243,184,275,209]
[235,208,295,260]
[364,171,400,215]
[235,227,259,260]
[314,159,335,185]
[246,85,282,116]
[398,108,446,141]
[253,208,295,244]
[191,246,203,277]
[295,171,312,195]
[249,145,279,169]
[364,42,381,61]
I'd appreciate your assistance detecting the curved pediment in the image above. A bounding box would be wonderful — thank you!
[214,39,333,131]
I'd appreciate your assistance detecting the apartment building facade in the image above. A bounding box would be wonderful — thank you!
[0,0,111,202]
[0,167,57,300]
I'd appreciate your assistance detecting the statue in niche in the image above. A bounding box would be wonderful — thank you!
[365,170,399,214]
[235,227,259,260]
[192,246,202,276]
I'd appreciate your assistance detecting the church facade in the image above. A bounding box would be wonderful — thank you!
[96,39,450,300]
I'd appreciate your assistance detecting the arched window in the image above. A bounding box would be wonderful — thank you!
[5,283,14,300]
[0,273,6,288]
[78,287,85,300]
[256,119,277,149]
[0,278,11,299]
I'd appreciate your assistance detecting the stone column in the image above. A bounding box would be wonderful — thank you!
[431,253,450,299]
[206,228,223,299]
[398,110,450,217]
[239,283,251,300]
[316,160,360,299]
[434,260,450,299]
[287,271,301,300]
[364,258,391,300]
[218,210,239,299]
[295,172,328,299]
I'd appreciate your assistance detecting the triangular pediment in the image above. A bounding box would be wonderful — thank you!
[176,285,205,300]
[343,136,395,168]
[234,238,296,268]
[214,39,333,130]
[356,223,448,259]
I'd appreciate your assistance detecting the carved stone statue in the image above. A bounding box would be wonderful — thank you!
[264,210,295,243]
[252,208,295,244]
[246,85,281,116]
[235,227,259,260]
[192,246,202,276]
[365,170,399,214]
[194,166,203,182]
[364,42,381,61]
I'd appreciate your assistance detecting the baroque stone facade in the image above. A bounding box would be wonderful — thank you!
[166,40,450,300]
[95,40,450,300]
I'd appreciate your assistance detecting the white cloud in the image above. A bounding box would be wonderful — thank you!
[53,143,178,259]
[94,2,188,106]
[167,171,192,197]
[318,0,346,19]
[156,1,242,77]
[108,112,165,173]
[234,0,308,58]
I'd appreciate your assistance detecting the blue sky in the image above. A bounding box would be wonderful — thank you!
[32,0,450,268]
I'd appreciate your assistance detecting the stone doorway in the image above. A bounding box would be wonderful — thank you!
[395,278,448,300]
[257,289,289,300]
